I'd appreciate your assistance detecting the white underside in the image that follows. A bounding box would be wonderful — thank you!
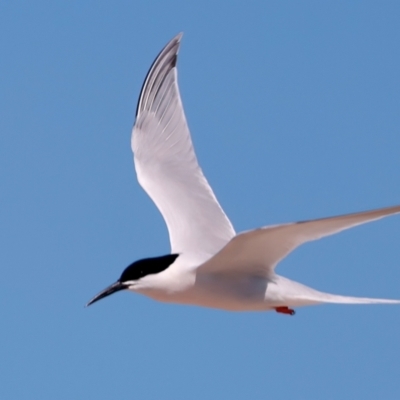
[129,270,400,312]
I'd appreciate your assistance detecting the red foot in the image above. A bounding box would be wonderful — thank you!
[275,306,295,316]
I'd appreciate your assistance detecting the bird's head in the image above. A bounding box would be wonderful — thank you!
[85,254,179,307]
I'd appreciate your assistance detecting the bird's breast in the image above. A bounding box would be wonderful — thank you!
[132,269,276,311]
[186,272,270,310]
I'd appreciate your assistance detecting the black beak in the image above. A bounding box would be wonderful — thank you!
[85,281,127,307]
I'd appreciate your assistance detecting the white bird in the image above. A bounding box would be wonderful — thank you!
[87,33,400,315]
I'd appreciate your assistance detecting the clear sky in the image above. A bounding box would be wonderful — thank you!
[1,2,400,399]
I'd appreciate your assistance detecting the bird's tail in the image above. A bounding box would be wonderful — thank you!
[315,292,400,305]
[275,275,400,307]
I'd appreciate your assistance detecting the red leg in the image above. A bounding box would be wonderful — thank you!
[275,306,295,316]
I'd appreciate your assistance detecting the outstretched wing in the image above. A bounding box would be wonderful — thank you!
[132,34,235,265]
[200,205,400,276]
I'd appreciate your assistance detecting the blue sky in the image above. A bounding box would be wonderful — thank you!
[1,1,400,399]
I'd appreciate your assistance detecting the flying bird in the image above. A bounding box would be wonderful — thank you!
[87,33,400,315]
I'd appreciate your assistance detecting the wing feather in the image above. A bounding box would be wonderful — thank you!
[200,205,400,275]
[132,34,235,264]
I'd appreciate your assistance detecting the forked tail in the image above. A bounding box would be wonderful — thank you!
[315,292,400,305]
[275,275,400,307]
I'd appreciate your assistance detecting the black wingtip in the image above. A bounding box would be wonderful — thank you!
[135,33,183,118]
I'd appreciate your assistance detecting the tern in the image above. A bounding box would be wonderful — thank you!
[87,33,400,315]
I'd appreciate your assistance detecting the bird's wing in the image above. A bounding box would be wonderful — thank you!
[132,33,235,265]
[199,205,400,276]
